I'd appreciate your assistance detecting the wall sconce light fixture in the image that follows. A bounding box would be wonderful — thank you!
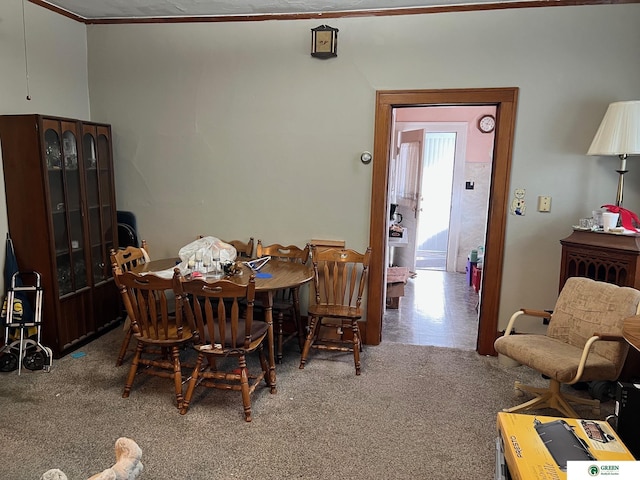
[311,25,338,59]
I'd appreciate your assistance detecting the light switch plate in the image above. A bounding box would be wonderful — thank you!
[538,196,551,212]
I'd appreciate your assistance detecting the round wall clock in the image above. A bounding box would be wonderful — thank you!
[478,114,496,133]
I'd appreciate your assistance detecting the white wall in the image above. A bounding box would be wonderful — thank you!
[85,5,640,331]
[1,3,640,333]
[0,0,90,294]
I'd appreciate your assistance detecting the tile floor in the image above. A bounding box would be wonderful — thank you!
[382,269,479,350]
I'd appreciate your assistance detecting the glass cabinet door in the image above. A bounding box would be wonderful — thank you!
[83,125,115,285]
[44,120,88,296]
[97,130,115,260]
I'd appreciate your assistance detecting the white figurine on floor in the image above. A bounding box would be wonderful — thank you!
[41,437,143,480]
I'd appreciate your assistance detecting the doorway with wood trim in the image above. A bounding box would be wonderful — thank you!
[364,88,519,356]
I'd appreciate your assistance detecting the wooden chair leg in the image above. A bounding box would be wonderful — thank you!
[299,315,320,369]
[123,342,144,398]
[276,310,285,364]
[239,356,252,422]
[180,353,204,415]
[258,344,272,388]
[275,302,303,363]
[292,288,305,350]
[171,346,184,410]
[115,325,133,367]
[352,320,361,376]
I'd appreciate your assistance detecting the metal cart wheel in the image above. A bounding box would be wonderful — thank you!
[0,352,18,372]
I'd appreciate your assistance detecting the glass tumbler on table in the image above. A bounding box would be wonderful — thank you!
[195,250,204,274]
[202,252,212,277]
[211,250,222,278]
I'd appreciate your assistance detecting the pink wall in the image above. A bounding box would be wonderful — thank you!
[396,106,496,163]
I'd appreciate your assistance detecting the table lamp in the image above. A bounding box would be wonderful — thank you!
[587,100,640,206]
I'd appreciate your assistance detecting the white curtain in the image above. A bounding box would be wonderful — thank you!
[396,141,421,207]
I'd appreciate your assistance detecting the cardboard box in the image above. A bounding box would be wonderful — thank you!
[497,412,635,480]
[386,267,409,309]
[386,282,404,309]
[386,282,405,298]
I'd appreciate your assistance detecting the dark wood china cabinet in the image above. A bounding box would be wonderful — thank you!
[0,114,120,356]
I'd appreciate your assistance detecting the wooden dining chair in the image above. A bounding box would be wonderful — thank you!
[299,246,372,375]
[223,237,254,259]
[256,240,310,363]
[113,265,194,410]
[173,271,273,422]
[110,241,150,367]
[111,240,150,271]
[198,236,254,260]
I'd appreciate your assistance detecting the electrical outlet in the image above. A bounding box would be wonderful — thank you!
[538,196,551,212]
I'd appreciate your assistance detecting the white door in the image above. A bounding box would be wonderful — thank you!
[417,132,457,270]
[393,129,424,272]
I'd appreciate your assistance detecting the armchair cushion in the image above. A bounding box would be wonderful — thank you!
[494,334,617,383]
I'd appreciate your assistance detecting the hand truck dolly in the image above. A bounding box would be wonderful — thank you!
[0,271,52,375]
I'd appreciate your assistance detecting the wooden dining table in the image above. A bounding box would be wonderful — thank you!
[131,257,314,392]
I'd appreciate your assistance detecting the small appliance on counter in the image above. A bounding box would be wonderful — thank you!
[390,203,403,225]
[389,203,404,237]
[389,224,404,238]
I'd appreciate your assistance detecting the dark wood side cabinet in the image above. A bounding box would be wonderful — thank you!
[0,114,120,357]
[560,230,640,291]
[560,229,640,380]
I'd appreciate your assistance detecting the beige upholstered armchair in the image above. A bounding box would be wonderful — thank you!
[494,277,640,418]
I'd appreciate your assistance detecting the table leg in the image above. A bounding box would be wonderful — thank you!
[263,291,277,393]
[292,287,304,350]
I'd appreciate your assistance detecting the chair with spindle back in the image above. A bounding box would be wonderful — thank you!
[299,246,371,375]
[110,240,150,367]
[223,237,255,259]
[173,271,272,421]
[112,265,194,410]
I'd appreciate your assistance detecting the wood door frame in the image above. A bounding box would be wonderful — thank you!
[364,87,519,356]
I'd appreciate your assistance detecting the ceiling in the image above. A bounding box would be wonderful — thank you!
[33,0,528,21]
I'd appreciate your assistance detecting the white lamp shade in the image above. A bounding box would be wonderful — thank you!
[587,101,640,156]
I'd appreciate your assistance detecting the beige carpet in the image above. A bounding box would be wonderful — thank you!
[0,327,614,479]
